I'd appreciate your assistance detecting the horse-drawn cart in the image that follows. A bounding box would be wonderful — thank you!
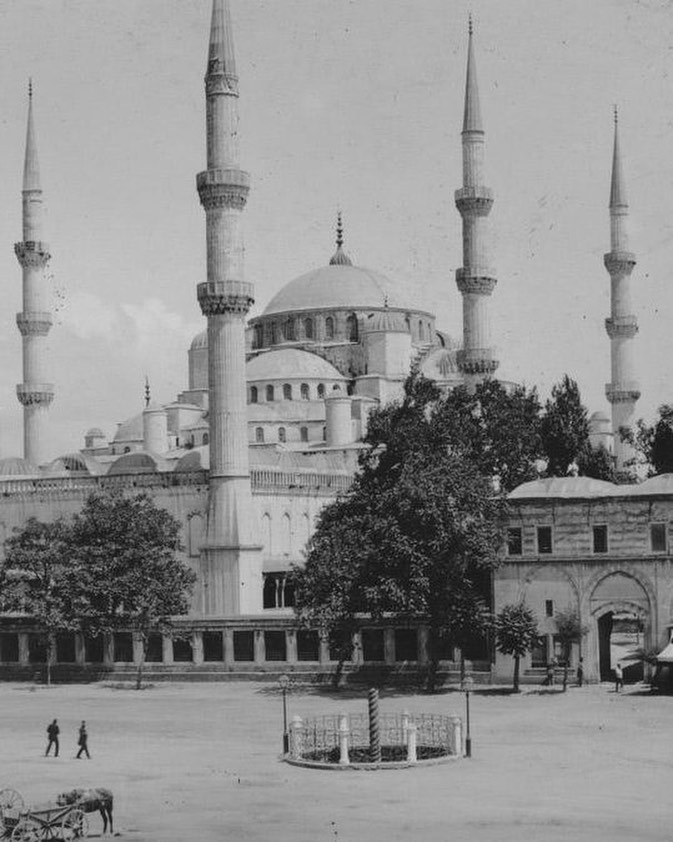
[0,789,88,841]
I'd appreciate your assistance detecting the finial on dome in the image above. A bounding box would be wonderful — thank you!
[144,376,151,408]
[468,13,473,36]
[383,295,389,309]
[613,104,618,125]
[28,78,33,99]
[329,211,353,266]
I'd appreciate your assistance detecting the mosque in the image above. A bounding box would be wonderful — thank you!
[0,0,669,686]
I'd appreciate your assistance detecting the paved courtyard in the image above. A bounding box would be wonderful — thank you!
[0,680,670,842]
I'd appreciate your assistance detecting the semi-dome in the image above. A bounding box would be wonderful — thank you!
[246,348,346,381]
[365,308,408,333]
[262,264,413,316]
[0,457,39,477]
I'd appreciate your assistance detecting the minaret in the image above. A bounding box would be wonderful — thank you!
[196,0,262,615]
[14,81,54,466]
[604,108,639,472]
[455,18,498,387]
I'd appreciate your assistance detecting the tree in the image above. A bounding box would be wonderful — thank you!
[577,443,616,483]
[66,491,196,689]
[540,375,590,476]
[495,602,540,691]
[294,375,506,691]
[554,607,588,663]
[623,405,673,476]
[2,518,75,685]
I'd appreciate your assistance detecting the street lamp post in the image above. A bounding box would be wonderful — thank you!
[461,675,474,758]
[279,674,290,754]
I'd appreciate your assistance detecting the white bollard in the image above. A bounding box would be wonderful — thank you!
[290,715,304,760]
[406,722,417,763]
[449,715,462,756]
[338,713,350,765]
[401,710,410,743]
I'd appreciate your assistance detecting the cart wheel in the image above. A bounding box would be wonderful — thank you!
[0,793,24,813]
[10,822,40,842]
[61,810,88,840]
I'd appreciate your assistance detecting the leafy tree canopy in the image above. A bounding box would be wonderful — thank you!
[623,404,673,477]
[495,601,540,691]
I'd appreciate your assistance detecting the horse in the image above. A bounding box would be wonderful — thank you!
[56,788,114,834]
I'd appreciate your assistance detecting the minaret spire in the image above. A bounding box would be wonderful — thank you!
[196,0,262,615]
[455,19,498,387]
[14,81,54,466]
[330,210,352,266]
[604,108,639,472]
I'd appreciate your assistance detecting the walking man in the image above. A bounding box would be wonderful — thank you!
[614,662,624,693]
[576,657,584,688]
[45,719,59,757]
[76,721,90,759]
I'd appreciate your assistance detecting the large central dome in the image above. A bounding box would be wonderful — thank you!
[262,264,413,317]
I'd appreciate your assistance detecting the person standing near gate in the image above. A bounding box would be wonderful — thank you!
[45,719,59,757]
[614,662,624,693]
[76,721,90,759]
[576,657,584,688]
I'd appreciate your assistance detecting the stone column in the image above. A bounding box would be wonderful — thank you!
[162,636,174,665]
[286,629,298,664]
[253,629,265,665]
[384,628,395,665]
[223,628,234,667]
[74,633,85,667]
[18,632,29,666]
[192,631,204,666]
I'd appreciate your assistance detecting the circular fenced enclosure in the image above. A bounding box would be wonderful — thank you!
[285,710,463,770]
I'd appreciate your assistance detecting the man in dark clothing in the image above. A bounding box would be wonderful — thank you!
[576,657,584,688]
[76,721,90,759]
[45,719,59,757]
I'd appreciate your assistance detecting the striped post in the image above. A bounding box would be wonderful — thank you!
[368,687,381,762]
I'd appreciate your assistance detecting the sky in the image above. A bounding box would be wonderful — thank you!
[0,0,672,459]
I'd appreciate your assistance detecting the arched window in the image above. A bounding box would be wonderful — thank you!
[202,432,209,445]
[250,385,258,404]
[322,426,327,441]
[300,426,308,443]
[304,318,314,339]
[253,324,263,349]
[266,384,274,402]
[300,383,309,400]
[124,446,131,454]
[262,512,272,554]
[263,575,278,609]
[419,320,425,341]
[325,316,334,339]
[284,319,296,341]
[317,383,325,399]
[283,383,292,401]
[270,322,278,344]
[278,427,286,443]
[283,512,292,554]
[255,427,264,443]
[347,313,358,342]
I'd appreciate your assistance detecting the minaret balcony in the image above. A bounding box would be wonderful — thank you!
[455,270,497,295]
[14,240,50,268]
[16,383,55,407]
[16,312,53,337]
[603,251,636,275]
[457,348,499,375]
[605,315,638,339]
[197,280,254,316]
[455,186,493,217]
[197,168,250,210]
[605,382,641,404]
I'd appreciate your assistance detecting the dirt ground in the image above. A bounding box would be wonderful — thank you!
[0,679,670,842]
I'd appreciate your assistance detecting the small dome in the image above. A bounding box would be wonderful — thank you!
[262,264,412,316]
[0,457,39,477]
[589,411,610,423]
[85,427,105,439]
[107,451,163,475]
[246,348,346,382]
[113,413,143,443]
[190,330,208,351]
[175,447,209,472]
[47,453,91,474]
[509,476,618,499]
[365,308,407,333]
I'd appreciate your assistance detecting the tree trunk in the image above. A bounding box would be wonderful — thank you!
[513,654,520,692]
[46,633,54,687]
[135,637,146,690]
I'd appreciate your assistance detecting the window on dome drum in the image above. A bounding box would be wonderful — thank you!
[283,383,292,400]
[250,385,258,403]
[124,446,130,454]
[419,321,425,341]
[283,319,296,341]
[304,317,314,340]
[300,426,308,443]
[270,322,278,344]
[507,527,522,555]
[347,313,358,342]
[255,427,264,443]
[322,426,327,441]
[278,427,286,443]
[300,383,309,400]
[317,383,325,399]
[325,316,334,339]
[266,384,274,401]
[650,522,667,553]
[592,524,608,554]
[202,433,209,445]
[537,526,552,554]
[253,323,263,348]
